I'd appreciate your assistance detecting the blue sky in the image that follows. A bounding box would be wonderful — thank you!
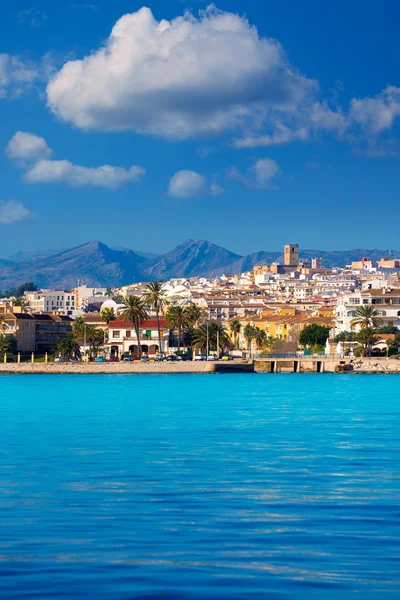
[1,0,400,256]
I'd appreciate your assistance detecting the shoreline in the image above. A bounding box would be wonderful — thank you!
[0,357,400,374]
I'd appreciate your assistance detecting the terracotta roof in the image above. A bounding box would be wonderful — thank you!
[109,319,167,329]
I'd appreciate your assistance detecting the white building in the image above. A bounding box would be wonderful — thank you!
[335,289,400,334]
[24,290,76,315]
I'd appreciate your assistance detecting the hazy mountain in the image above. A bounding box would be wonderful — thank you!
[1,240,400,291]
[8,249,65,263]
[144,239,242,279]
[0,241,147,290]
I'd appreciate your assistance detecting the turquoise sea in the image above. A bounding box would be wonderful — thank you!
[0,374,399,599]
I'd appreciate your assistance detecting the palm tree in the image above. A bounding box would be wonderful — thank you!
[243,324,256,356]
[105,287,114,299]
[192,322,230,354]
[57,334,81,360]
[118,295,149,358]
[254,327,267,351]
[356,327,380,357]
[185,304,204,328]
[350,305,383,330]
[229,319,241,349]
[166,306,190,354]
[101,307,116,325]
[142,282,168,355]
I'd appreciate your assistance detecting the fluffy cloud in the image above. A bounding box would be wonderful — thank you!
[6,131,145,189]
[229,158,281,190]
[168,170,222,198]
[350,86,400,135]
[24,160,145,189]
[0,54,40,98]
[6,132,53,161]
[46,5,316,139]
[0,201,33,224]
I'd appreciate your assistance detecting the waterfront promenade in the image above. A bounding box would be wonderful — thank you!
[0,357,400,374]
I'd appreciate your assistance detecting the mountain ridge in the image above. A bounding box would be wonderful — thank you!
[1,240,400,290]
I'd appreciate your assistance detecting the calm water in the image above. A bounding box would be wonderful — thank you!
[0,374,399,599]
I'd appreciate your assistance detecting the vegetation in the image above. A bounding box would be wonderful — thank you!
[229,319,241,349]
[57,333,81,360]
[72,316,104,359]
[166,306,191,354]
[299,324,331,349]
[0,334,17,359]
[334,331,357,343]
[101,307,116,325]
[142,281,168,355]
[0,282,37,298]
[356,327,380,357]
[192,322,230,354]
[118,295,150,358]
[350,305,383,330]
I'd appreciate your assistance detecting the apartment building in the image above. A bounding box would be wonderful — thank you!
[25,290,76,314]
[335,289,400,334]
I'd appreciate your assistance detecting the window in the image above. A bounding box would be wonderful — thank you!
[112,331,120,338]
[126,331,131,338]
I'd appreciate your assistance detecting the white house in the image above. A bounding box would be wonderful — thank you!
[335,289,400,335]
[107,318,170,358]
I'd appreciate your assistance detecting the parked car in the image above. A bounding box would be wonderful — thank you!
[194,354,207,361]
[122,355,134,362]
[154,353,166,362]
[69,356,80,362]
[221,354,233,361]
[54,356,64,362]
[207,355,218,361]
[96,356,105,362]
[176,353,191,361]
[109,356,118,362]
[141,355,150,362]
[166,354,178,361]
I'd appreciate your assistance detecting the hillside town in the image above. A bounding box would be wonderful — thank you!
[1,243,400,361]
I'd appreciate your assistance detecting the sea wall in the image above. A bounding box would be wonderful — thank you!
[0,361,254,375]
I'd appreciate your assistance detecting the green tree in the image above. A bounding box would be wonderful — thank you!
[299,324,331,348]
[229,319,241,349]
[0,334,17,358]
[350,305,383,330]
[85,326,104,359]
[192,322,230,354]
[376,326,399,334]
[57,333,81,360]
[105,287,114,298]
[142,281,168,355]
[185,304,204,328]
[166,306,191,354]
[356,327,380,357]
[243,324,256,355]
[101,307,116,325]
[118,295,150,358]
[334,331,357,343]
[14,282,37,297]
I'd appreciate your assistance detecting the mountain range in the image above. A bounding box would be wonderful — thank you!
[1,239,400,291]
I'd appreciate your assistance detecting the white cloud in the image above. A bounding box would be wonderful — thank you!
[350,86,400,135]
[6,132,53,161]
[229,158,281,189]
[0,54,40,98]
[24,159,145,189]
[0,201,33,224]
[168,170,222,198]
[46,5,316,139]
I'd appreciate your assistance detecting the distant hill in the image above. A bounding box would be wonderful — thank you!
[144,239,242,280]
[1,240,400,290]
[0,241,147,290]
